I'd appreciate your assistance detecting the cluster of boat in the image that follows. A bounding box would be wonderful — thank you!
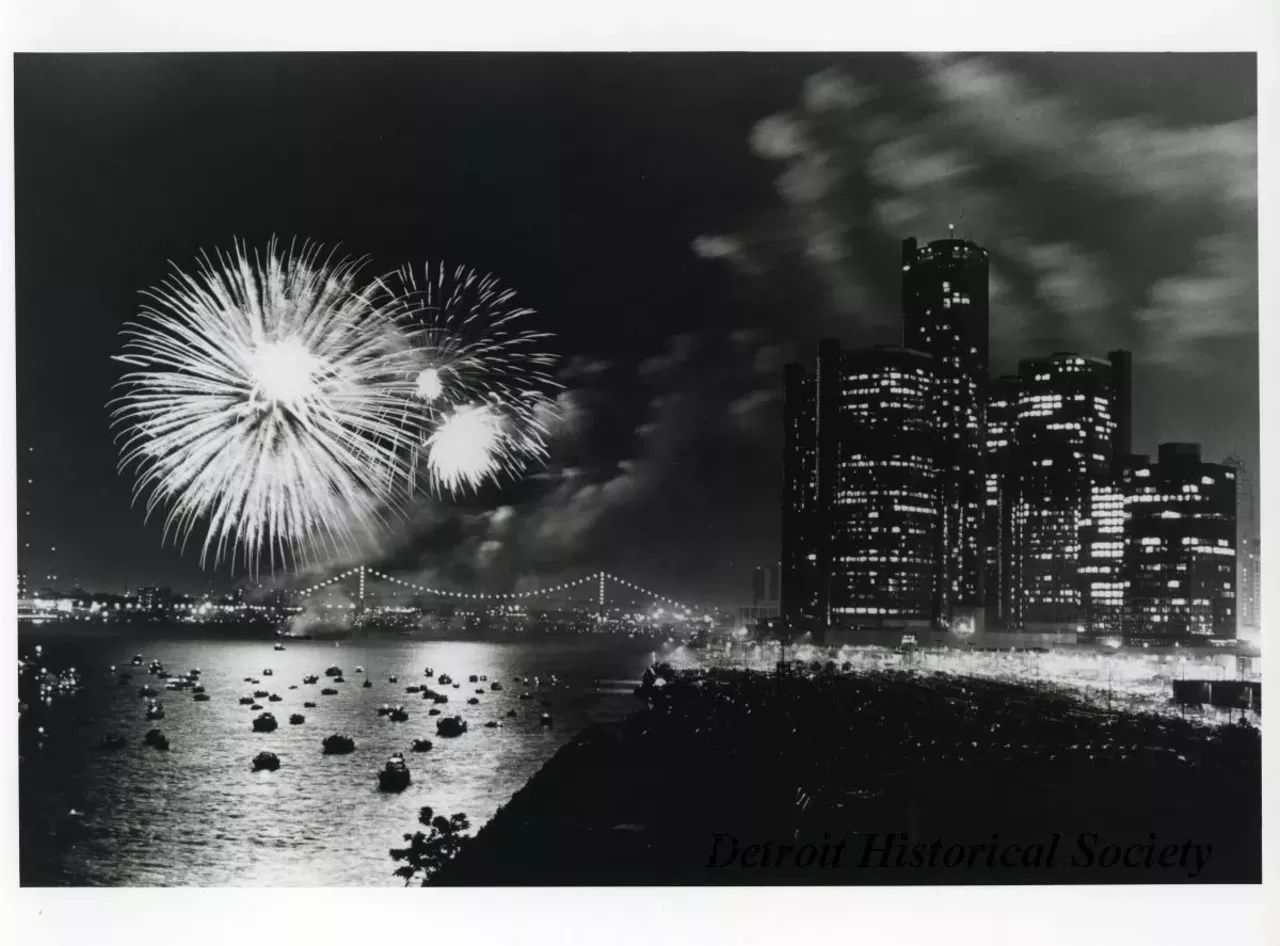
[48,646,567,798]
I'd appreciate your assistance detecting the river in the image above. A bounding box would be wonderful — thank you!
[18,627,653,886]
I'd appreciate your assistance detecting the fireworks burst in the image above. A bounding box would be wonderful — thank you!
[383,263,561,495]
[111,240,422,572]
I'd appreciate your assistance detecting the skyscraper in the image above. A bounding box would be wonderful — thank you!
[984,374,1020,627]
[781,363,819,623]
[1010,353,1119,629]
[1122,444,1237,644]
[829,345,937,624]
[780,342,938,628]
[1223,455,1260,636]
[902,234,989,625]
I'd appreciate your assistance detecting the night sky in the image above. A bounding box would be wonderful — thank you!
[14,53,1258,605]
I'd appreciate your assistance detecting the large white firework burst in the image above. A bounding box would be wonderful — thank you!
[111,239,422,572]
[382,263,561,495]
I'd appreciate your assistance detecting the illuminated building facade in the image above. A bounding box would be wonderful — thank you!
[829,346,937,623]
[1010,353,1120,628]
[1223,456,1260,636]
[781,363,820,622]
[1078,479,1127,638]
[902,234,989,625]
[752,564,781,611]
[984,375,1020,627]
[781,343,938,626]
[1122,443,1237,643]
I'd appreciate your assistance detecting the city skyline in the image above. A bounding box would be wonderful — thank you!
[14,53,1258,605]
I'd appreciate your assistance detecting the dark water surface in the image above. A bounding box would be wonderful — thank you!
[19,629,651,886]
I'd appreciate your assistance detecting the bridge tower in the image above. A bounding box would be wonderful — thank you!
[597,571,606,617]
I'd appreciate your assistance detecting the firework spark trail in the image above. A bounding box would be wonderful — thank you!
[382,263,562,495]
[111,239,424,573]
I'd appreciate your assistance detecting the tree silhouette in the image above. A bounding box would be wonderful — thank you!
[390,807,473,886]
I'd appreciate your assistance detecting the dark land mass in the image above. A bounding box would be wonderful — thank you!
[433,668,1261,885]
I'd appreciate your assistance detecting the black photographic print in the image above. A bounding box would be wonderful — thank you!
[9,32,1265,938]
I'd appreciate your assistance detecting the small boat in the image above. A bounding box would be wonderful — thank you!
[192,685,205,694]
[253,713,278,733]
[244,677,255,683]
[475,688,485,695]
[289,714,305,725]
[388,675,398,684]
[253,751,280,771]
[405,686,421,694]
[303,701,317,708]
[412,738,433,752]
[480,675,488,682]
[490,682,503,691]
[484,721,500,729]
[117,675,131,686]
[144,728,169,750]
[540,713,553,727]
[519,693,531,701]
[146,702,165,720]
[505,709,517,718]
[250,679,261,685]
[303,675,319,685]
[354,666,364,674]
[268,694,283,702]
[193,693,211,702]
[428,708,441,716]
[322,733,356,755]
[262,669,273,676]
[435,716,468,738]
[424,667,434,677]
[362,679,372,688]
[288,685,298,690]
[131,655,144,666]
[100,734,127,751]
[438,674,452,686]
[468,675,479,683]
[253,690,269,698]
[321,688,339,696]
[452,683,460,689]
[378,754,411,793]
[467,697,480,705]
[389,706,409,722]
[333,676,346,684]
[274,643,286,651]
[324,666,343,677]
[250,703,263,711]
[377,704,392,716]
[137,685,158,698]
[238,696,255,705]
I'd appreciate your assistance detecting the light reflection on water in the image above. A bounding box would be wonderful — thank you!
[20,632,650,886]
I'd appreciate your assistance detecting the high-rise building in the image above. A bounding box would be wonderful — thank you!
[780,343,938,627]
[17,571,28,601]
[829,345,937,624]
[1122,444,1236,644]
[1010,353,1119,629]
[984,375,1020,627]
[902,233,989,624]
[781,363,819,623]
[1223,456,1260,636]
[1078,479,1127,638]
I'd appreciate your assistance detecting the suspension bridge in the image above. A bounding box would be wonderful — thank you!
[293,566,700,616]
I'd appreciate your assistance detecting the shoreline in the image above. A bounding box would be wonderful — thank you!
[433,667,1261,885]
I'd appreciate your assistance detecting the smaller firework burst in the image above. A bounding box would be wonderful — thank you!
[382,263,561,495]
